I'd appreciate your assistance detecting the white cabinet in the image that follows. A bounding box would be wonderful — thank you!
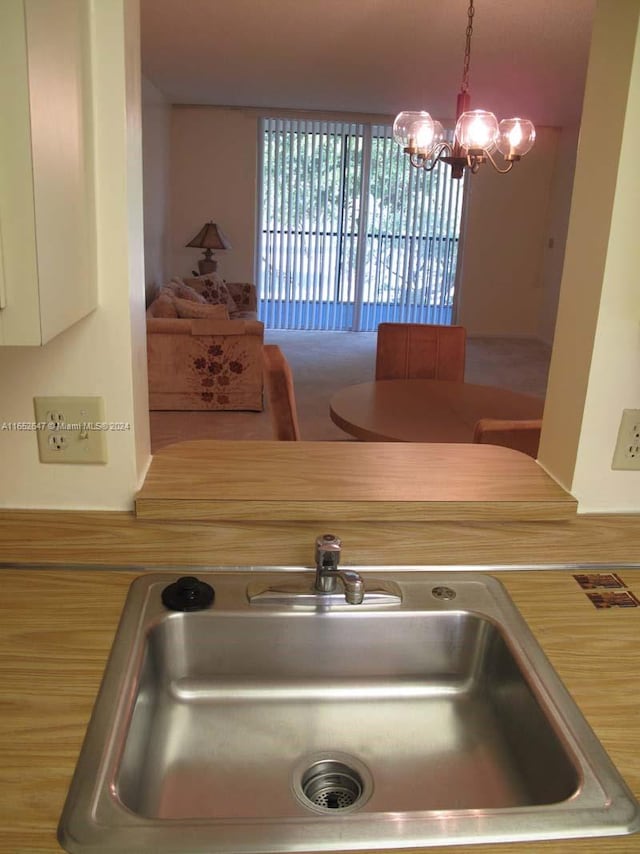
[0,0,96,346]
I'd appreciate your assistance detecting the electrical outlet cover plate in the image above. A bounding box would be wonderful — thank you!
[33,396,108,464]
[611,408,640,471]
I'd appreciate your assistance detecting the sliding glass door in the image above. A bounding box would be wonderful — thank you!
[257,117,465,331]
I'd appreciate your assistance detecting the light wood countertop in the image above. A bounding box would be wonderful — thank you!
[135,440,577,521]
[0,567,638,854]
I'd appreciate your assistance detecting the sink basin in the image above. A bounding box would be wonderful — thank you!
[58,569,640,852]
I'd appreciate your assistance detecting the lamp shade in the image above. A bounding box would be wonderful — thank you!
[186,222,231,251]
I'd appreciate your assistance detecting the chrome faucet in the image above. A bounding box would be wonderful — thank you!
[314,534,365,604]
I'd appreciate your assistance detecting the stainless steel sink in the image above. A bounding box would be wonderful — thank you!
[58,569,640,853]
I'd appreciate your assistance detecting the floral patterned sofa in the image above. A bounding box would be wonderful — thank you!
[146,277,264,411]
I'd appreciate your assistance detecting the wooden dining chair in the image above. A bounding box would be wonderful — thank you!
[263,344,301,441]
[472,418,543,459]
[375,322,466,382]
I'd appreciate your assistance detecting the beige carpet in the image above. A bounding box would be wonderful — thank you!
[149,331,551,452]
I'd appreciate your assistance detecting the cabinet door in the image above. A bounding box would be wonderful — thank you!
[0,0,96,346]
[0,0,41,344]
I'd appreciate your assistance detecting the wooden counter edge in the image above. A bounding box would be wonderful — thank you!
[133,497,577,522]
[1,508,640,567]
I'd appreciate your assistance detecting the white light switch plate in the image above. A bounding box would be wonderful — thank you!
[33,396,108,464]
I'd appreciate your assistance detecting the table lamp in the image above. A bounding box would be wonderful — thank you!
[186,222,231,274]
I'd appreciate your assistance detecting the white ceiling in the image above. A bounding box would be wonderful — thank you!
[141,0,596,127]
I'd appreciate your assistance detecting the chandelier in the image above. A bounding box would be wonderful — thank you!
[393,0,536,179]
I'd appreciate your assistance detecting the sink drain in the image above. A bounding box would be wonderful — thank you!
[293,754,372,815]
[303,761,361,810]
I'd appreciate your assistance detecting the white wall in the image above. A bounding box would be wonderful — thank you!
[456,127,559,338]
[537,126,579,347]
[170,106,258,283]
[0,0,150,510]
[124,0,151,486]
[538,0,640,511]
[141,75,170,300]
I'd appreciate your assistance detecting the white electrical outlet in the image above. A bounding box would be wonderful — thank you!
[33,397,108,464]
[611,409,640,470]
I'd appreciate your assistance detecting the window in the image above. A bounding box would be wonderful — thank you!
[257,118,465,331]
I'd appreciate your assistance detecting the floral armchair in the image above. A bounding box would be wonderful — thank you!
[146,282,264,411]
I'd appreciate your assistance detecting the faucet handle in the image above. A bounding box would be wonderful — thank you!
[315,533,342,569]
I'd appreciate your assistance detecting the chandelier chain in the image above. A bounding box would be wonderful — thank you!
[461,0,475,94]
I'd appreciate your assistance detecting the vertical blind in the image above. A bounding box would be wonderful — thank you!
[256,117,465,331]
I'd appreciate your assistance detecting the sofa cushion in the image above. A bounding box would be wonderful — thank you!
[162,281,207,303]
[173,297,230,320]
[150,294,178,318]
[184,274,238,314]
[158,286,177,302]
[227,282,257,312]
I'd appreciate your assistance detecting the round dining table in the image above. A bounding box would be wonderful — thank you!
[329,379,544,443]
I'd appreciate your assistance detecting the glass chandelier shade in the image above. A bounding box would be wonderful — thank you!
[393,111,435,154]
[496,118,536,159]
[392,112,448,159]
[455,109,499,151]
